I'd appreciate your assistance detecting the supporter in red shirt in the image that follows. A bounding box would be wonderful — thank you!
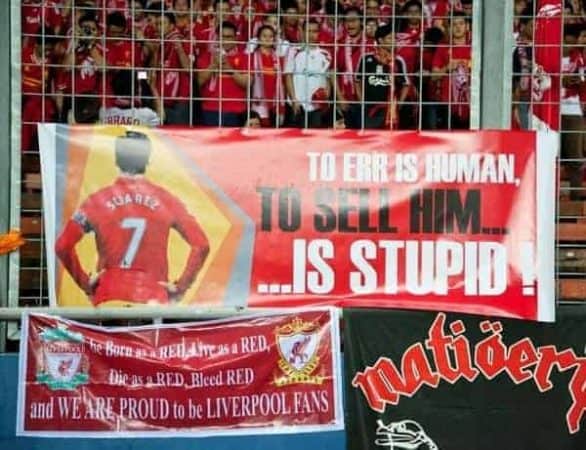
[282,5,301,43]
[99,0,132,27]
[420,25,444,129]
[174,0,194,35]
[365,17,378,40]
[106,12,143,69]
[22,34,59,152]
[397,0,422,72]
[197,21,250,126]
[56,13,105,121]
[228,0,261,42]
[142,1,164,44]
[250,25,285,126]
[561,23,586,200]
[336,7,372,127]
[129,0,148,39]
[56,131,209,306]
[193,0,235,53]
[314,0,344,54]
[432,11,471,129]
[22,0,64,46]
[424,0,450,31]
[365,0,382,23]
[396,0,423,128]
[149,11,193,124]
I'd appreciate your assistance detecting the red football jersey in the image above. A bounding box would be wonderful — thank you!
[432,43,472,119]
[56,176,209,305]
[22,44,50,95]
[197,50,249,113]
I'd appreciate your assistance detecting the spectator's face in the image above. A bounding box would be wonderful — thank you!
[131,1,144,19]
[216,1,230,18]
[303,22,320,44]
[108,23,126,38]
[157,16,173,36]
[366,0,380,18]
[579,30,586,46]
[378,31,394,50]
[344,12,361,37]
[451,17,468,40]
[79,20,98,40]
[365,19,377,39]
[284,8,298,26]
[264,15,279,33]
[296,0,306,15]
[174,0,190,13]
[220,26,236,51]
[405,4,422,26]
[259,27,275,48]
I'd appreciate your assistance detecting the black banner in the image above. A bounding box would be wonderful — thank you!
[344,307,586,450]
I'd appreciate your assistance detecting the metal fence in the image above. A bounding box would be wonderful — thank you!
[4,0,586,335]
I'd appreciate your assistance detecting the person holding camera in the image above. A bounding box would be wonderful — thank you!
[197,21,250,126]
[55,12,105,121]
[150,11,193,125]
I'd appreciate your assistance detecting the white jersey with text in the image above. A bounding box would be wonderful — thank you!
[99,107,161,126]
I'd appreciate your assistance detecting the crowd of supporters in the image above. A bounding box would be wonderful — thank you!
[511,0,586,199]
[21,0,477,150]
[19,1,586,186]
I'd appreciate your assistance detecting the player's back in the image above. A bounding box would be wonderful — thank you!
[81,176,177,304]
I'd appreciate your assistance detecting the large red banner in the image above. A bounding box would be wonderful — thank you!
[39,127,557,321]
[17,310,343,437]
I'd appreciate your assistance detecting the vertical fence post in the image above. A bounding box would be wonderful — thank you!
[479,0,514,129]
[0,0,17,352]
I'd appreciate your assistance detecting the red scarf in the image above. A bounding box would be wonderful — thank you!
[252,48,284,118]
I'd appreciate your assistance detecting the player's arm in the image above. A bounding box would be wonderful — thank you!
[55,211,92,294]
[170,202,210,295]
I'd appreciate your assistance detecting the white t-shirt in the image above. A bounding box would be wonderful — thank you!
[99,107,161,126]
[284,45,331,112]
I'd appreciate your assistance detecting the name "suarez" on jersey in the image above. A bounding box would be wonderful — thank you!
[105,193,160,211]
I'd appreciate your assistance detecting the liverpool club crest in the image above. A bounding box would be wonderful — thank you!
[36,325,89,391]
[274,317,323,386]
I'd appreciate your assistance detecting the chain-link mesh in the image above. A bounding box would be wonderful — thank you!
[18,0,585,307]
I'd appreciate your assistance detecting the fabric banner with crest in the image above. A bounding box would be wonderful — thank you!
[17,309,343,437]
